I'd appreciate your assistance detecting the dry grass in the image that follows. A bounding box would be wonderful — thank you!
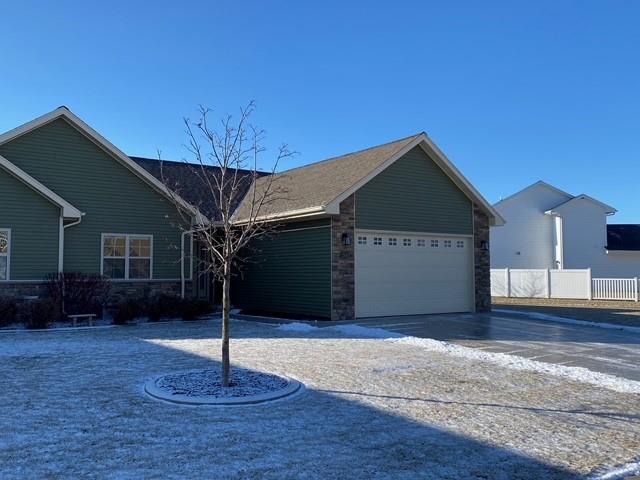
[1,319,639,478]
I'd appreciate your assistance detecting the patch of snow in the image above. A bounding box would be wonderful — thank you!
[331,324,404,339]
[274,321,640,393]
[390,336,640,394]
[493,309,640,334]
[592,459,640,479]
[276,322,319,333]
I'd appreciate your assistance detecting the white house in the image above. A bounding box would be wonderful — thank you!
[490,181,640,277]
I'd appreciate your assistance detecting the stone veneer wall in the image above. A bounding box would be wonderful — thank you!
[0,280,192,302]
[109,281,189,302]
[473,204,491,312]
[331,195,355,320]
[0,282,49,298]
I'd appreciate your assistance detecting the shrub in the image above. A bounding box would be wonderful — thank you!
[46,272,111,319]
[113,298,141,325]
[22,298,58,330]
[146,293,183,322]
[181,299,213,321]
[0,296,18,328]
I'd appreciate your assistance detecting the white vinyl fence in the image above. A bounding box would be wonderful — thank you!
[491,268,640,301]
[592,278,639,301]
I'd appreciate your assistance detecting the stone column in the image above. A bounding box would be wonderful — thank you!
[331,195,355,320]
[473,204,491,312]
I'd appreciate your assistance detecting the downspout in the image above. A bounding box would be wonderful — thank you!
[59,214,84,273]
[181,230,195,299]
[58,217,64,273]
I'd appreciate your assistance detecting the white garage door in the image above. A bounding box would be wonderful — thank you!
[355,231,473,317]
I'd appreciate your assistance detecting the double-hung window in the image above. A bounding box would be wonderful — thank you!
[102,234,152,280]
[0,229,10,281]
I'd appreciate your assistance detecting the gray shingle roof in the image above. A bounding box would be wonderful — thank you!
[607,224,640,251]
[131,157,261,221]
[232,133,422,221]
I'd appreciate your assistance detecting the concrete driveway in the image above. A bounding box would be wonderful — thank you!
[339,311,640,381]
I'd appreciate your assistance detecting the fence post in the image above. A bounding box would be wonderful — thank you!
[546,269,551,298]
[505,268,511,298]
[635,278,639,302]
[587,268,593,301]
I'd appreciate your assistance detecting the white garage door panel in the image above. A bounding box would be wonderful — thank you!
[355,232,473,317]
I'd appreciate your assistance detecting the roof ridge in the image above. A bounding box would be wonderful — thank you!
[277,132,423,175]
[130,155,258,174]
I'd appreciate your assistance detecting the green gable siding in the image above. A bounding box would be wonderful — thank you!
[232,219,331,318]
[0,169,59,280]
[0,119,185,278]
[355,146,473,234]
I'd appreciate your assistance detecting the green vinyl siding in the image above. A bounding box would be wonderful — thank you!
[0,168,59,279]
[0,118,186,278]
[233,219,331,318]
[355,146,473,234]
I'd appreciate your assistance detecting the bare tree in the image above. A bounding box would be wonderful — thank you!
[159,102,292,387]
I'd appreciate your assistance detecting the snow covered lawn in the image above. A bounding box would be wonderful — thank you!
[1,319,638,479]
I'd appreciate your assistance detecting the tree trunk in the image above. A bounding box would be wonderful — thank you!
[221,268,231,387]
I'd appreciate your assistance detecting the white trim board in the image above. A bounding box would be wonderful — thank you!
[355,228,472,238]
[545,194,617,215]
[0,154,82,219]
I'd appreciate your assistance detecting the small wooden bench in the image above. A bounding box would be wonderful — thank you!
[68,314,96,327]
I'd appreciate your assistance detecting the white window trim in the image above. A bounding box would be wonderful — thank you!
[356,229,472,238]
[100,233,153,280]
[0,228,10,282]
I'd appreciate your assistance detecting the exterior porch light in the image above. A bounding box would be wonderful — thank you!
[341,232,352,246]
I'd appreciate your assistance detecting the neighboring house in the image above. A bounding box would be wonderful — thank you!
[0,106,503,320]
[490,181,640,277]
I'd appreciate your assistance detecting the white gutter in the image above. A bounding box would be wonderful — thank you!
[58,217,64,273]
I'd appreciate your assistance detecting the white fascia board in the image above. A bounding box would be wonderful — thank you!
[232,206,327,225]
[605,249,640,255]
[0,154,82,218]
[0,107,207,224]
[545,194,617,216]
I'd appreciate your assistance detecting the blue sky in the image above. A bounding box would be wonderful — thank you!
[2,1,639,222]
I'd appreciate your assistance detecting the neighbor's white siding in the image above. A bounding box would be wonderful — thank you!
[490,184,571,269]
[599,252,640,277]
[491,183,640,278]
[555,198,609,271]
[554,198,640,276]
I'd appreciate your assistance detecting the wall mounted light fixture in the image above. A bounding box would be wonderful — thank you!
[341,232,352,246]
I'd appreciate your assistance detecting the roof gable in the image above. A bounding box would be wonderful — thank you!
[0,107,206,224]
[545,194,617,215]
[494,181,573,207]
[233,133,504,226]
